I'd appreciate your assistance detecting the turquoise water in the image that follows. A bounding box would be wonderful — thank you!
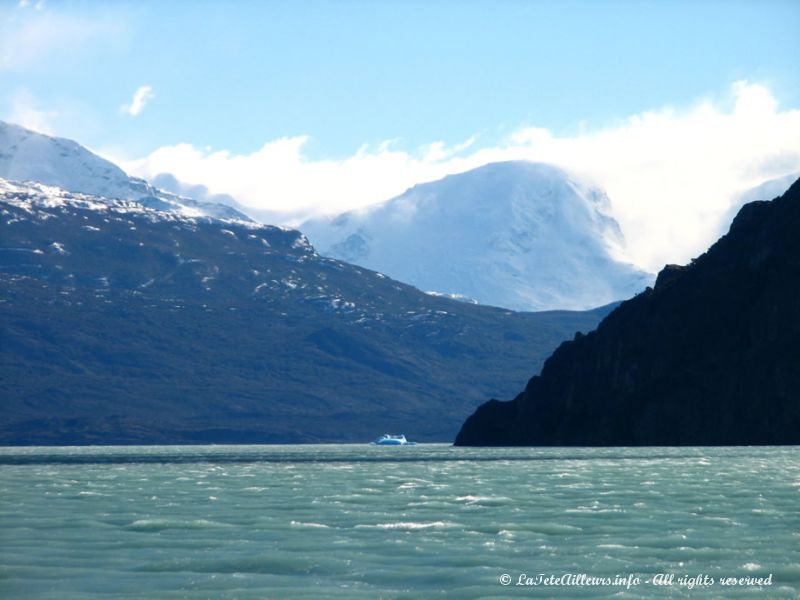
[1,445,798,599]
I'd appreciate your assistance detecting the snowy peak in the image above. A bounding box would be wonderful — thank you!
[397,161,613,216]
[302,161,653,312]
[0,121,131,199]
[0,120,251,223]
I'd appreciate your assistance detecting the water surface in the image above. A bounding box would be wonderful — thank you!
[1,445,798,598]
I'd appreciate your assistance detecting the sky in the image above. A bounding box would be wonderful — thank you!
[1,0,800,271]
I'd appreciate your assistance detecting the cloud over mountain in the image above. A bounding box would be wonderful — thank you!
[121,82,800,272]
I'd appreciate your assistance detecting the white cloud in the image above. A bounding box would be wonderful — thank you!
[0,8,119,71]
[121,85,155,117]
[7,89,56,134]
[119,81,800,272]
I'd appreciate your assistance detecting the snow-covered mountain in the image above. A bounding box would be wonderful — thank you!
[301,161,653,312]
[0,121,250,222]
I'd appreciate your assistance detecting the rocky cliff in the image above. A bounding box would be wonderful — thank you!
[455,178,800,446]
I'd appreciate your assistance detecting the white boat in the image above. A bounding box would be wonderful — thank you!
[371,434,417,446]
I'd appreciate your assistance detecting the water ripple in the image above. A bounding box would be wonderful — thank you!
[1,444,798,599]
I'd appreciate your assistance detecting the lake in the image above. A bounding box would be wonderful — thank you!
[1,445,798,598]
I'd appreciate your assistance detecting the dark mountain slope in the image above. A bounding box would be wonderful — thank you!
[456,178,800,446]
[0,179,610,444]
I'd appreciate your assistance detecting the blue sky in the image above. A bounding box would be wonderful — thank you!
[2,0,800,270]
[2,0,798,156]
